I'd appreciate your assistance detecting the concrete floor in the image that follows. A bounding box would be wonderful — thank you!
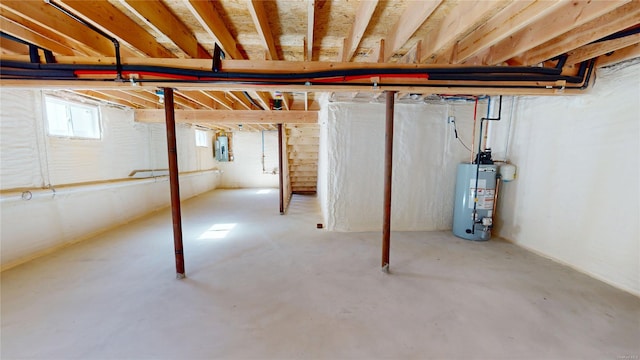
[1,188,639,359]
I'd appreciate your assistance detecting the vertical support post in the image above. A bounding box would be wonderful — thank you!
[278,123,284,214]
[382,90,396,272]
[163,88,185,279]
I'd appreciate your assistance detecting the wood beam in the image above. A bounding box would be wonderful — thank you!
[469,0,630,65]
[383,0,442,62]
[517,1,640,65]
[566,33,640,66]
[252,91,272,111]
[119,0,210,59]
[247,0,278,60]
[226,91,253,110]
[282,92,293,111]
[56,0,175,58]
[341,0,379,62]
[132,89,192,110]
[123,89,182,109]
[177,90,217,109]
[450,0,568,64]
[97,90,160,108]
[0,1,125,57]
[397,40,421,64]
[185,0,243,59]
[72,90,139,108]
[0,7,110,56]
[0,15,76,56]
[420,0,503,64]
[0,6,100,57]
[597,43,640,68]
[135,110,318,124]
[0,36,28,55]
[173,92,205,109]
[307,0,315,61]
[200,91,234,110]
[374,39,385,63]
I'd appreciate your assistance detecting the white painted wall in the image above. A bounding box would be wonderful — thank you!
[0,89,220,269]
[323,99,486,231]
[218,131,279,188]
[319,61,639,295]
[495,61,640,295]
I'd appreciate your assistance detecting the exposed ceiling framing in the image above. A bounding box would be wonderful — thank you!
[1,0,638,131]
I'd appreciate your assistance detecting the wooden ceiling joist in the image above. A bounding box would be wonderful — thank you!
[341,0,379,62]
[470,0,630,65]
[282,92,293,111]
[0,36,28,55]
[450,0,569,64]
[597,43,640,68]
[383,0,442,62]
[135,109,318,124]
[117,0,211,59]
[96,90,160,108]
[252,91,272,111]
[173,92,205,109]
[306,0,315,61]
[247,0,278,60]
[0,15,76,56]
[566,33,640,66]
[398,40,421,64]
[73,90,142,108]
[56,0,176,58]
[184,0,243,60]
[0,1,127,57]
[0,6,102,57]
[177,90,218,109]
[420,0,504,64]
[226,91,254,110]
[200,91,235,110]
[517,1,640,66]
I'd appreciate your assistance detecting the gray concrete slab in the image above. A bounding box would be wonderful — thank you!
[2,188,639,359]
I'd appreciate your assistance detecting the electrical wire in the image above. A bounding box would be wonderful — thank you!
[451,120,473,152]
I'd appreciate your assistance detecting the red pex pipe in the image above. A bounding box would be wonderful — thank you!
[74,70,199,80]
[74,70,429,83]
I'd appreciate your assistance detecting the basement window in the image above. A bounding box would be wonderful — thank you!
[195,129,208,147]
[45,96,101,139]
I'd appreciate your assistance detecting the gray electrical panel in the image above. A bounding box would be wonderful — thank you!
[215,135,229,162]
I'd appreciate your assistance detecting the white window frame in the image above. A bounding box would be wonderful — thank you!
[44,96,102,139]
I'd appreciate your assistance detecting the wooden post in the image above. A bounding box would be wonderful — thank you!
[278,123,284,214]
[163,88,185,279]
[382,91,396,272]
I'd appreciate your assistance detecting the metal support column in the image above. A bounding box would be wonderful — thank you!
[163,88,185,279]
[382,91,396,272]
[278,123,284,214]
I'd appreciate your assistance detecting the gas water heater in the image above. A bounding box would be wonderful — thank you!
[453,163,498,241]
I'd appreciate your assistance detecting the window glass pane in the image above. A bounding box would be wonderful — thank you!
[195,129,208,147]
[69,105,100,139]
[45,96,101,139]
[45,100,71,136]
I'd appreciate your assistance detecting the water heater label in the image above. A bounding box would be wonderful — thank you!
[469,179,494,210]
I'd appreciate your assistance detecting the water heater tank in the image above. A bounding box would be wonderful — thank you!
[452,163,498,241]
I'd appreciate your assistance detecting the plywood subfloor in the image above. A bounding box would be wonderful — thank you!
[1,189,639,359]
